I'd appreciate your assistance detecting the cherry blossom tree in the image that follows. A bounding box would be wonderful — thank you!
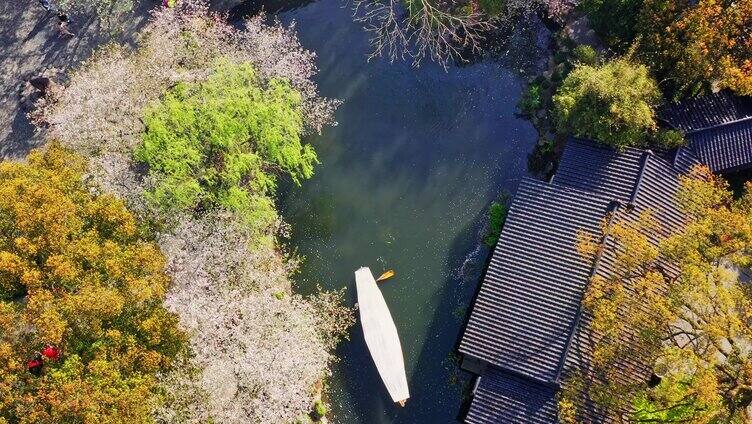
[34,2,353,422]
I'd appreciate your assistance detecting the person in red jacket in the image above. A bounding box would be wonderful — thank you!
[27,345,61,376]
[27,354,43,376]
[41,345,60,361]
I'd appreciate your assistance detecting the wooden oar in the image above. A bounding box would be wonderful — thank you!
[376,269,395,282]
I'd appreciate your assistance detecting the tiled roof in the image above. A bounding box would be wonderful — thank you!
[553,138,645,204]
[465,367,558,424]
[658,90,752,132]
[554,148,698,423]
[458,177,612,382]
[687,118,752,173]
[461,138,701,423]
[659,91,752,173]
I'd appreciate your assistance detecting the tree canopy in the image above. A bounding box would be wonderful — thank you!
[35,4,352,421]
[0,144,185,423]
[576,0,752,98]
[136,62,314,233]
[561,166,752,422]
[579,0,643,50]
[553,59,665,149]
[636,0,752,98]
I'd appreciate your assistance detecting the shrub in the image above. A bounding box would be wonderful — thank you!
[136,62,314,234]
[313,400,328,419]
[484,201,509,247]
[518,82,543,116]
[653,129,685,148]
[0,144,185,422]
[571,45,597,66]
[553,59,661,149]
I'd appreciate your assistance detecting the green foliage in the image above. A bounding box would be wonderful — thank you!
[632,378,709,422]
[579,0,643,50]
[653,129,685,148]
[484,200,509,247]
[571,45,597,66]
[636,0,752,98]
[518,83,543,116]
[313,400,328,419]
[477,0,504,16]
[136,62,315,234]
[553,59,661,149]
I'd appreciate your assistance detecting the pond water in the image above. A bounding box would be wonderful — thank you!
[268,1,541,422]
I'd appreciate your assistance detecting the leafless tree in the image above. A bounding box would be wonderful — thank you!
[352,0,495,67]
[351,0,553,67]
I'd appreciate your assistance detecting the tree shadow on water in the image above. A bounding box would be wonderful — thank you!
[394,204,493,423]
[334,192,499,423]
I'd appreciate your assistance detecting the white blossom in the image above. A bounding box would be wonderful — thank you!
[35,3,353,422]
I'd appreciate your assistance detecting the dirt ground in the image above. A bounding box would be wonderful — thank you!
[0,0,158,159]
[0,0,273,160]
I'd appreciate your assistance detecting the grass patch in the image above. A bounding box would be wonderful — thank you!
[483,199,509,247]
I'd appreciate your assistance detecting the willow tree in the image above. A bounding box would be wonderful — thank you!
[553,59,668,149]
[34,3,353,422]
[136,62,315,237]
[562,166,752,422]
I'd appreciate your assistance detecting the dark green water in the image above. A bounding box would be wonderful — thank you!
[273,2,540,422]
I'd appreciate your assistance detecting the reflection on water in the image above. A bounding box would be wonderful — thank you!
[266,0,540,422]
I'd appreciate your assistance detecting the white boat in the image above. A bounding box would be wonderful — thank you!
[355,267,410,406]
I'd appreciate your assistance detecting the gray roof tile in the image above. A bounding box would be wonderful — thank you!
[459,177,612,382]
[460,138,701,423]
[465,368,558,424]
[688,118,752,173]
[658,90,752,132]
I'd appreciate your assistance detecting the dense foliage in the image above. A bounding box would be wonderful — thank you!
[579,0,752,98]
[561,167,752,422]
[0,144,185,423]
[579,0,642,50]
[137,63,314,234]
[553,59,663,149]
[34,3,353,422]
[636,0,752,98]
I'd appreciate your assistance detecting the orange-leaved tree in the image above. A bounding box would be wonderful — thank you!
[0,143,185,423]
[637,0,752,98]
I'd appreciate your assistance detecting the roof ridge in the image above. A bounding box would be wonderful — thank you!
[485,364,561,389]
[684,115,752,135]
[628,151,652,208]
[553,200,623,384]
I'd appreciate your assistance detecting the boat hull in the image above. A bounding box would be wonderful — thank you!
[355,267,410,404]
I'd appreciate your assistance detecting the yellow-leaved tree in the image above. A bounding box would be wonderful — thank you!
[0,143,185,423]
[561,166,752,422]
